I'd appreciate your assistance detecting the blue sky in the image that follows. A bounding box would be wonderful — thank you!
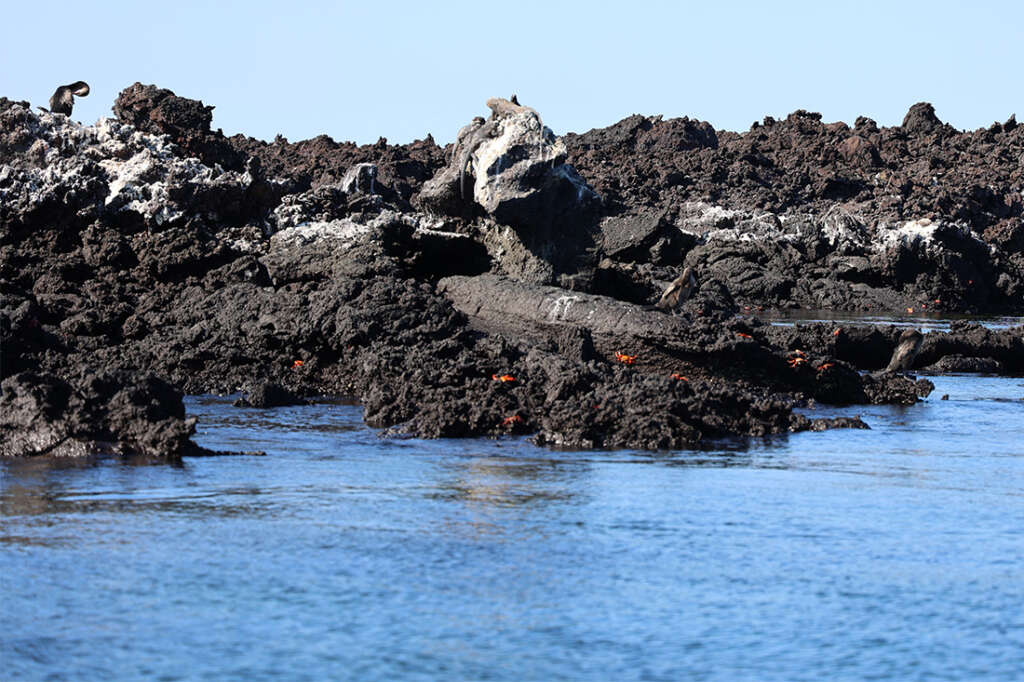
[2,1,1021,145]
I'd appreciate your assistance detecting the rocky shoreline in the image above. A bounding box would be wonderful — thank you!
[2,85,1021,461]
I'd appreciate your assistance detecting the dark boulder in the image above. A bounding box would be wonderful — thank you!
[113,82,245,170]
[0,370,212,460]
[901,102,943,134]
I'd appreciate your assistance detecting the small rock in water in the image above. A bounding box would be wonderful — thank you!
[233,381,307,408]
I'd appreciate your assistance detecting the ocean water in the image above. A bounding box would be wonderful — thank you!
[2,374,1024,681]
[759,309,1024,332]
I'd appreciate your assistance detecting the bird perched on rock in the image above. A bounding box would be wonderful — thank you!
[884,328,923,372]
[48,81,90,116]
[656,266,697,312]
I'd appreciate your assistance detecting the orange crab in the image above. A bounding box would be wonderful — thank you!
[736,332,753,340]
[816,362,835,372]
[670,373,689,381]
[491,374,516,383]
[787,356,808,368]
[502,415,524,427]
[291,360,304,369]
[833,328,841,337]
[615,352,637,365]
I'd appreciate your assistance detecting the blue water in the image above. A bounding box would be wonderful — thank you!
[760,309,1024,332]
[3,375,1024,681]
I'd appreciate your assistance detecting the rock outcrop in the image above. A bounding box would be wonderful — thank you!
[3,86,1019,461]
[565,104,1024,313]
[417,100,600,285]
[0,370,213,460]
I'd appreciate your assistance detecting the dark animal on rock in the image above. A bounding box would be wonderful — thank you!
[48,81,90,116]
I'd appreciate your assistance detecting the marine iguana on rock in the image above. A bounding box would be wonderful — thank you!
[455,118,501,198]
[453,96,553,199]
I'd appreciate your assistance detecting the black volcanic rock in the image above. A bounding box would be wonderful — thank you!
[901,102,943,134]
[113,82,245,170]
[0,370,210,460]
[3,85,1022,462]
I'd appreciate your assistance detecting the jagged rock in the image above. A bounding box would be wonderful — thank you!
[260,210,408,284]
[675,277,737,322]
[564,104,1024,311]
[837,135,881,167]
[4,83,1022,461]
[112,82,244,170]
[0,370,211,459]
[763,322,1024,376]
[674,202,996,310]
[592,259,661,305]
[465,110,598,226]
[601,208,675,261]
[791,414,870,431]
[416,102,601,284]
[862,373,934,406]
[0,105,279,232]
[902,102,943,134]
[917,321,1024,372]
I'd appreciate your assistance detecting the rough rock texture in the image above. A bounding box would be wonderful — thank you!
[762,321,1024,373]
[565,105,1024,313]
[440,274,933,408]
[0,370,211,459]
[113,82,245,171]
[664,204,998,311]
[229,131,445,208]
[922,355,1002,373]
[3,86,1020,460]
[416,106,600,285]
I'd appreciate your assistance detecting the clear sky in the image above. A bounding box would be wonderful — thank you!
[2,0,1021,145]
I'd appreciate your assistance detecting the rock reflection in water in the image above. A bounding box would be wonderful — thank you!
[431,456,585,510]
[0,459,273,526]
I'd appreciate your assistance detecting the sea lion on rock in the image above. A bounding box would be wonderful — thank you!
[884,328,923,372]
[48,81,90,116]
[656,266,697,312]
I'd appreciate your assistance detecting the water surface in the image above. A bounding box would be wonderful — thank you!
[758,308,1024,332]
[3,375,1024,681]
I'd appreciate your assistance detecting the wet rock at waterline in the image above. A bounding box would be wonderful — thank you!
[0,371,217,460]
